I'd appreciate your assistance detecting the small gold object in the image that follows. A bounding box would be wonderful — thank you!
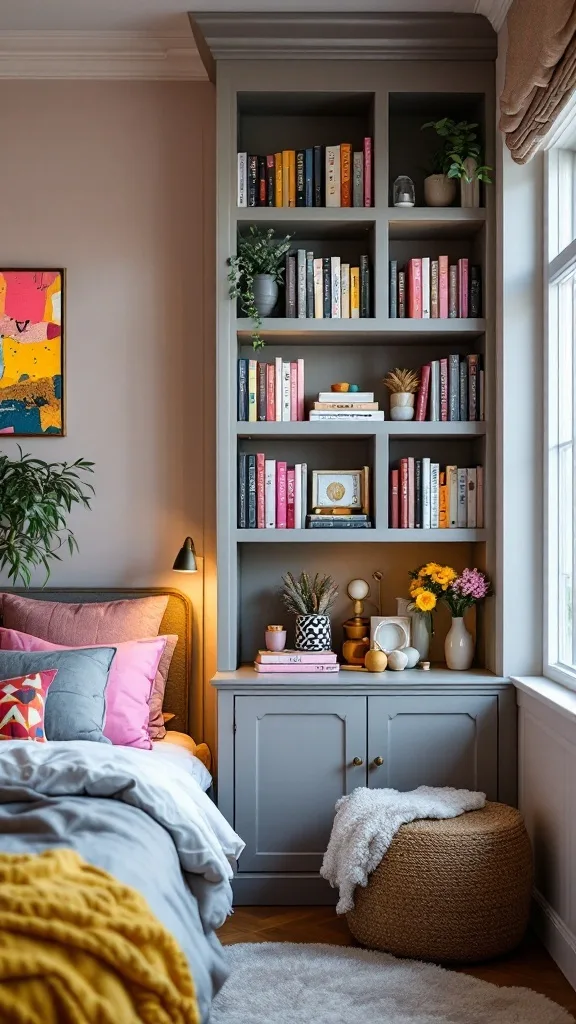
[352,756,364,766]
[372,756,384,767]
[326,481,346,502]
[267,624,284,631]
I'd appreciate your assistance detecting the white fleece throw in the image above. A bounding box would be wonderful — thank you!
[320,785,486,914]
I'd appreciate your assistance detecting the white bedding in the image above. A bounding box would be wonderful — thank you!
[151,738,212,791]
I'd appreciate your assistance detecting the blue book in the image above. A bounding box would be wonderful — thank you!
[305,149,313,207]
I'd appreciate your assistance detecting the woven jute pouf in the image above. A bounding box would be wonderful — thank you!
[346,801,533,963]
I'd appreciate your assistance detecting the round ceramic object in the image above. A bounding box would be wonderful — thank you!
[403,646,420,669]
[348,384,360,392]
[331,382,349,393]
[365,649,388,673]
[390,406,415,422]
[390,393,415,422]
[387,650,408,671]
[373,621,408,653]
[423,174,457,208]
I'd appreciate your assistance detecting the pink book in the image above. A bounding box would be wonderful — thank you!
[297,358,305,421]
[408,457,415,529]
[266,363,275,421]
[276,461,287,528]
[290,362,298,421]
[408,259,422,318]
[256,453,266,529]
[439,256,449,318]
[363,137,372,207]
[440,357,449,421]
[390,469,399,529]
[257,650,337,664]
[458,258,469,317]
[254,662,340,674]
[400,459,408,528]
[415,363,431,421]
[286,468,296,528]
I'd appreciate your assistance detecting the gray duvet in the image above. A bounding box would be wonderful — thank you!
[0,740,244,1022]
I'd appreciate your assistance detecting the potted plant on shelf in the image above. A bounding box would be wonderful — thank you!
[227,226,292,349]
[281,571,338,652]
[421,118,492,208]
[384,368,420,421]
[0,448,95,586]
[442,567,492,670]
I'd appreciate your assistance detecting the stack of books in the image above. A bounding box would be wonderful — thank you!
[237,140,373,208]
[414,355,484,422]
[390,461,484,529]
[306,512,372,530]
[255,650,340,673]
[286,251,371,319]
[309,390,383,421]
[389,257,481,319]
[238,358,305,422]
[238,456,307,529]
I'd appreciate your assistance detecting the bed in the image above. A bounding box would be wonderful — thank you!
[0,587,243,1022]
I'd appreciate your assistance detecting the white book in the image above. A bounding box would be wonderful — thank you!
[422,457,431,529]
[318,391,374,403]
[421,257,431,318]
[265,460,276,528]
[476,465,484,529]
[313,258,324,319]
[309,411,385,420]
[341,265,350,318]
[237,152,247,207]
[330,256,341,318]
[429,361,440,421]
[297,249,306,319]
[326,146,341,207]
[248,359,257,423]
[447,466,458,527]
[282,361,291,421]
[457,468,467,527]
[301,463,308,523]
[466,468,477,528]
[430,463,439,528]
[274,357,282,422]
[294,463,302,529]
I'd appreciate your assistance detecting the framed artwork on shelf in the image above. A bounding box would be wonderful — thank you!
[370,616,411,653]
[0,269,65,436]
[312,468,370,512]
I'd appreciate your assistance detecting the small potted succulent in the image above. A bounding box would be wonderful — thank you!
[227,226,292,349]
[421,119,492,208]
[281,571,338,652]
[383,368,420,421]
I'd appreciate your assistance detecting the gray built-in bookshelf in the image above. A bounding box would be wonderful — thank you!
[194,14,498,674]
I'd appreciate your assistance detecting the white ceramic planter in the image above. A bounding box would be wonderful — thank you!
[444,616,474,670]
[390,393,415,422]
[460,157,480,208]
[424,174,456,208]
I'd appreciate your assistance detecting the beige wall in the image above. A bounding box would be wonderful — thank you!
[0,81,216,742]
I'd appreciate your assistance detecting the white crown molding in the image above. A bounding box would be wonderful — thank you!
[0,31,208,80]
[474,0,513,32]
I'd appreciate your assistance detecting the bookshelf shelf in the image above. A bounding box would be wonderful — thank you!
[235,528,487,543]
[236,421,487,438]
[235,207,376,225]
[388,208,486,241]
[236,318,487,343]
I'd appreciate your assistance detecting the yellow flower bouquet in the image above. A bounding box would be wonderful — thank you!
[407,562,458,630]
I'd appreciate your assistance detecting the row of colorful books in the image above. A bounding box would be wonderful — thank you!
[285,251,371,318]
[390,462,484,529]
[238,457,308,529]
[237,141,373,209]
[254,650,340,674]
[309,390,384,421]
[389,258,481,319]
[414,356,484,422]
[237,358,305,422]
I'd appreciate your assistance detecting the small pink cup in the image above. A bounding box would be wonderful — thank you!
[265,625,287,652]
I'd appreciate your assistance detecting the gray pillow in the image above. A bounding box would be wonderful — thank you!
[0,647,116,743]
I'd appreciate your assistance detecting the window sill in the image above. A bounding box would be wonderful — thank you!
[512,675,576,725]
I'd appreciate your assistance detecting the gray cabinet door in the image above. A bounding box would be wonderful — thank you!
[367,694,498,799]
[234,695,366,872]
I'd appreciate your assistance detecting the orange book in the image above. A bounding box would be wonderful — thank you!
[274,153,283,207]
[439,471,448,527]
[282,150,290,207]
[340,143,352,207]
[288,150,296,208]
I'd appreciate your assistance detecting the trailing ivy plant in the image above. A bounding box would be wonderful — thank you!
[227,226,292,349]
[421,118,492,183]
[0,447,95,586]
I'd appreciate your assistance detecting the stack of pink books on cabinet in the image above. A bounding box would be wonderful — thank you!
[254,650,340,673]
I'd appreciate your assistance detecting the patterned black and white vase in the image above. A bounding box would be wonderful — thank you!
[295,614,332,652]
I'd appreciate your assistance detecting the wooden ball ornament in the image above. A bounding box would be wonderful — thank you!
[364,640,388,673]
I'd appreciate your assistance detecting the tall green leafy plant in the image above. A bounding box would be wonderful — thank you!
[421,118,492,183]
[227,226,292,349]
[0,448,95,586]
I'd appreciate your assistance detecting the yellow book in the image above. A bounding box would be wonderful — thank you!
[350,267,360,319]
[439,471,448,528]
[288,150,296,208]
[282,150,290,207]
[274,153,283,207]
[340,143,352,207]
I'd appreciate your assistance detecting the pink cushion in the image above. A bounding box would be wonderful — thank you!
[0,594,176,740]
[0,627,166,750]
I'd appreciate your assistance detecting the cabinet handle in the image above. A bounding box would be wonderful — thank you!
[352,756,364,766]
[372,756,384,767]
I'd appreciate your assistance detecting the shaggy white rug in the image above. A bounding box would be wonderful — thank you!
[210,942,574,1024]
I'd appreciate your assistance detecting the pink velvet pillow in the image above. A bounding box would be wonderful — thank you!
[0,627,166,750]
[0,594,177,740]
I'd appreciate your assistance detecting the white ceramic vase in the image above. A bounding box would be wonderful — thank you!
[390,393,415,421]
[396,598,430,661]
[444,616,474,670]
[423,174,456,208]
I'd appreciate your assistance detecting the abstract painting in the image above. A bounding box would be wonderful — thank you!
[0,270,64,435]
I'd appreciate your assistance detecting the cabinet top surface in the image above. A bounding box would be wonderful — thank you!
[212,665,510,691]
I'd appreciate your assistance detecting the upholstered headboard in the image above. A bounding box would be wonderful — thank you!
[0,588,193,734]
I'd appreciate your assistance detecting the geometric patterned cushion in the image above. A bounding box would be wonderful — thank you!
[0,671,58,742]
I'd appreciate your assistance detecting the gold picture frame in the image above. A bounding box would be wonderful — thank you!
[312,469,365,511]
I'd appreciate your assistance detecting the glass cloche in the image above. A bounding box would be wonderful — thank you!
[393,175,415,208]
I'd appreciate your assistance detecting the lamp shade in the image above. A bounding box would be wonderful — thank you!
[172,536,198,573]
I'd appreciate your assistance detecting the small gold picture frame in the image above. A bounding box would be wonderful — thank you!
[312,469,365,511]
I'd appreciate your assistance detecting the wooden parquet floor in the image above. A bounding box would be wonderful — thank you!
[218,907,576,1016]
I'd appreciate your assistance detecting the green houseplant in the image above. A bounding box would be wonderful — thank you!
[281,571,339,652]
[421,118,492,207]
[0,448,95,586]
[228,226,292,349]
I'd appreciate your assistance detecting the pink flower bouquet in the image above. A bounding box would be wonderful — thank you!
[443,567,492,617]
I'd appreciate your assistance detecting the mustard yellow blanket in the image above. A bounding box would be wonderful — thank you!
[0,848,200,1024]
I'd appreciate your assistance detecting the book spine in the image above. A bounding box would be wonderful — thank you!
[326,145,340,207]
[331,256,341,318]
[318,392,374,402]
[285,254,296,317]
[439,255,449,318]
[307,520,373,530]
[306,251,314,318]
[479,366,485,421]
[447,465,458,528]
[313,146,323,206]
[237,153,247,207]
[256,452,265,529]
[274,357,282,422]
[476,466,484,529]
[248,155,258,207]
[238,452,247,528]
[341,264,350,318]
[258,156,266,205]
[264,460,276,528]
[421,256,430,318]
[294,463,302,529]
[429,360,440,422]
[305,149,313,207]
[459,360,468,422]
[458,258,469,318]
[466,467,477,528]
[301,463,308,525]
[314,401,379,411]
[309,412,384,420]
[353,152,363,207]
[254,662,340,673]
[265,154,274,206]
[431,260,439,318]
[363,137,372,207]
[314,259,323,318]
[297,249,306,318]
[248,358,257,423]
[288,150,296,207]
[422,457,431,529]
[247,454,257,528]
[350,267,360,319]
[276,461,287,528]
[257,652,337,664]
[341,143,352,207]
[414,459,422,529]
[282,361,291,421]
[400,459,409,528]
[390,468,399,529]
[408,457,415,529]
[408,259,422,318]
[430,463,439,529]
[323,257,331,318]
[470,265,482,317]
[274,152,283,207]
[360,255,370,318]
[398,271,406,318]
[290,361,298,421]
[457,468,467,528]
[296,150,305,207]
[282,150,290,206]
[389,260,398,318]
[297,358,305,422]
[439,471,448,528]
[467,354,478,420]
[257,361,267,421]
[237,358,248,421]
[448,354,460,422]
[448,265,458,318]
[415,363,431,421]
[440,357,448,422]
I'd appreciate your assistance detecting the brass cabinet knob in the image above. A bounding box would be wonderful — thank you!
[352,756,364,766]
[372,756,384,767]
